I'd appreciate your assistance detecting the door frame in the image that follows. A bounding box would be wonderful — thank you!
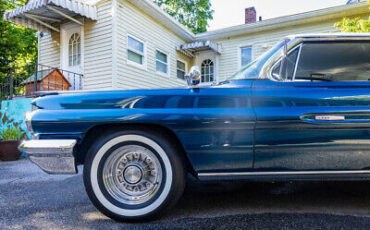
[60,22,84,75]
[195,50,219,86]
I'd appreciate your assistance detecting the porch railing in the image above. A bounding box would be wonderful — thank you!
[0,63,83,101]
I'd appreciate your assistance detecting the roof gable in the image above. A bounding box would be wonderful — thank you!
[22,69,72,87]
[127,0,369,41]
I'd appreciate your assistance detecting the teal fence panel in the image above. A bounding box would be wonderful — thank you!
[0,98,33,139]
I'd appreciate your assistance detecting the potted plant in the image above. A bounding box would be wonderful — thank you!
[0,126,26,161]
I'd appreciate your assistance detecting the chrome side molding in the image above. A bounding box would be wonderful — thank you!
[315,115,345,121]
[18,139,78,174]
[198,170,370,179]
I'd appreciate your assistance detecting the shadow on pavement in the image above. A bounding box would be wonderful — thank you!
[1,159,370,229]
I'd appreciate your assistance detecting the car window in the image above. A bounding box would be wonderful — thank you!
[294,41,370,82]
[271,46,300,81]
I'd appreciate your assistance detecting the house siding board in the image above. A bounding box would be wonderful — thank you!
[83,0,113,90]
[38,31,60,68]
[115,0,191,89]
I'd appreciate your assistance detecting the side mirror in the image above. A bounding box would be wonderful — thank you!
[186,66,201,87]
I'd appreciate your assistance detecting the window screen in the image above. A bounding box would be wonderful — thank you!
[201,59,214,83]
[128,36,144,65]
[177,60,186,80]
[241,47,252,67]
[156,50,168,74]
[69,33,81,66]
[295,41,370,82]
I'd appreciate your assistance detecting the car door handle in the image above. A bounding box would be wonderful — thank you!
[301,114,370,124]
[314,115,345,121]
[300,114,347,123]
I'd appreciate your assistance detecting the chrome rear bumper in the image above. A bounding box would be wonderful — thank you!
[18,139,78,174]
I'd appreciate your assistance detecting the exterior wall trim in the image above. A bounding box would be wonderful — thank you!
[112,0,118,89]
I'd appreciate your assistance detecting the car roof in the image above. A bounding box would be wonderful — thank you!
[286,33,370,40]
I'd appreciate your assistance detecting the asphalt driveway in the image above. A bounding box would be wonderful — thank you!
[1,159,370,230]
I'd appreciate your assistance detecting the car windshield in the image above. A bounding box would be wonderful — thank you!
[228,40,287,80]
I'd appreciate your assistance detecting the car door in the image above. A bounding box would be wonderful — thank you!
[253,39,370,171]
[173,85,256,173]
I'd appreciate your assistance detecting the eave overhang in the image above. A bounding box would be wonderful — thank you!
[3,0,97,33]
[176,40,222,57]
[128,0,195,42]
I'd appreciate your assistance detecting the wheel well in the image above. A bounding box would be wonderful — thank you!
[76,123,196,176]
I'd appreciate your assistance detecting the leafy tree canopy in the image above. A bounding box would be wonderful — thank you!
[0,0,37,77]
[335,1,370,32]
[152,0,214,34]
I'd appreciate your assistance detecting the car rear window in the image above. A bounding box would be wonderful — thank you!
[294,41,370,82]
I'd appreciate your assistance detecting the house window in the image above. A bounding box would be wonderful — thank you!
[241,46,252,67]
[156,50,168,74]
[68,33,81,66]
[201,59,214,83]
[128,36,145,65]
[177,60,186,80]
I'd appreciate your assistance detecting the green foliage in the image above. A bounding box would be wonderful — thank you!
[0,0,37,83]
[153,0,214,34]
[0,126,25,140]
[335,17,370,32]
[335,1,370,32]
[0,111,25,140]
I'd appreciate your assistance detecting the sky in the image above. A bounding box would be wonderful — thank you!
[208,0,349,31]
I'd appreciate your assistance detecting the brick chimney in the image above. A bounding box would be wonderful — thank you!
[245,7,256,24]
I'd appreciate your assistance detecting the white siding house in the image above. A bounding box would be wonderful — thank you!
[4,0,370,90]
[83,0,113,89]
[115,0,193,89]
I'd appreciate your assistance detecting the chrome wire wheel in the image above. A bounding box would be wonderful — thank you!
[102,145,163,205]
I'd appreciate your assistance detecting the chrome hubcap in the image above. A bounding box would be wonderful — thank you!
[102,145,163,205]
[123,165,142,184]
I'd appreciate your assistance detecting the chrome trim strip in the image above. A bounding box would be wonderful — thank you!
[266,42,302,81]
[19,139,76,157]
[292,43,302,80]
[198,170,370,177]
[315,115,345,121]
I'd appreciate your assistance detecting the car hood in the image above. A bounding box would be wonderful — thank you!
[33,87,207,110]
[32,80,249,110]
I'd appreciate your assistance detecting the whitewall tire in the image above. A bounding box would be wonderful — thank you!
[83,130,186,221]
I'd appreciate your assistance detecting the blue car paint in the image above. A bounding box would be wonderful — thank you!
[30,78,370,174]
[32,81,255,172]
[253,80,370,171]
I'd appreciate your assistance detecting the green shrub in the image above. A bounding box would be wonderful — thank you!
[0,126,25,140]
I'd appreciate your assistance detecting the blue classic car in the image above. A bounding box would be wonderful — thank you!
[20,34,370,221]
